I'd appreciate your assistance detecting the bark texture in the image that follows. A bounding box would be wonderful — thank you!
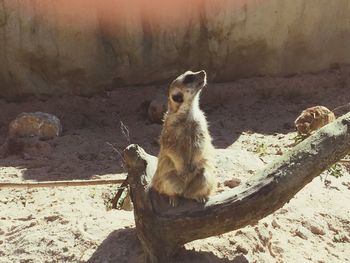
[123,112,350,263]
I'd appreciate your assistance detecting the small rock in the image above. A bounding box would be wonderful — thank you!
[277,208,289,214]
[276,148,283,155]
[310,225,326,235]
[147,97,167,124]
[302,221,326,235]
[228,239,236,245]
[236,244,249,254]
[271,219,280,229]
[293,227,310,240]
[9,112,62,140]
[224,178,241,188]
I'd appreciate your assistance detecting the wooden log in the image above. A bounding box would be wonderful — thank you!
[123,112,350,263]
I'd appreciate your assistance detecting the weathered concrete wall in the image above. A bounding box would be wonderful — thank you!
[0,0,349,98]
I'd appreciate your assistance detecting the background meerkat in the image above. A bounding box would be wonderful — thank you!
[151,70,216,206]
[294,106,336,136]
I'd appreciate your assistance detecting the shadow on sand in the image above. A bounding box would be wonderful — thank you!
[87,228,248,263]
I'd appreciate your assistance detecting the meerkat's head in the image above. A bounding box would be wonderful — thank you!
[168,70,207,113]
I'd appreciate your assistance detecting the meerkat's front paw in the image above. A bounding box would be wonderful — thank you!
[194,196,208,204]
[184,190,210,204]
[169,196,179,207]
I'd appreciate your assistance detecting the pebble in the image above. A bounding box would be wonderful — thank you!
[224,178,241,188]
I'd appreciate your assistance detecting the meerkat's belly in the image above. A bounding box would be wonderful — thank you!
[170,121,210,169]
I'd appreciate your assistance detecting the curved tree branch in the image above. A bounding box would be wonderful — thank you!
[123,112,350,263]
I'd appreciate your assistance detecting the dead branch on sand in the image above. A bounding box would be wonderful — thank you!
[104,120,132,208]
[0,178,125,189]
[123,112,350,263]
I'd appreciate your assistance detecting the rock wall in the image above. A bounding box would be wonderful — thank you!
[0,0,349,98]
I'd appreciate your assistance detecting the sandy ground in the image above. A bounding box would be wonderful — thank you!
[1,67,350,262]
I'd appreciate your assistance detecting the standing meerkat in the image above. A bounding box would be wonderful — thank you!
[151,70,216,206]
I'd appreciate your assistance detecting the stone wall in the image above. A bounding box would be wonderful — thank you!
[0,0,349,98]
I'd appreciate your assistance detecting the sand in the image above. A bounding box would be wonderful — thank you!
[0,67,350,262]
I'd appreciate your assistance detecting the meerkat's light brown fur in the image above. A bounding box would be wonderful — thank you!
[151,70,216,206]
[295,106,336,136]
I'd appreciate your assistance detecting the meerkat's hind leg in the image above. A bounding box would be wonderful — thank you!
[183,168,216,203]
[159,171,185,207]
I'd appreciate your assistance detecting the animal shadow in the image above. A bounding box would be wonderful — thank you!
[87,228,244,263]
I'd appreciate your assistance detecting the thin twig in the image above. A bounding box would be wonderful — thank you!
[106,120,132,209]
[111,179,129,209]
[106,142,125,163]
[0,179,126,189]
[120,120,131,145]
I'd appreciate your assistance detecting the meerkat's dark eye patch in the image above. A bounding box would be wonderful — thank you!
[183,74,196,84]
[171,92,184,103]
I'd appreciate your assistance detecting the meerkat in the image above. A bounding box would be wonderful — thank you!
[151,70,216,206]
[294,106,336,136]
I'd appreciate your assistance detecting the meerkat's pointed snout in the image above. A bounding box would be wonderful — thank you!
[197,70,206,79]
[196,70,207,88]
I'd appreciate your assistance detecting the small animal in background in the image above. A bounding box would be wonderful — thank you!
[151,70,216,206]
[294,106,336,136]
